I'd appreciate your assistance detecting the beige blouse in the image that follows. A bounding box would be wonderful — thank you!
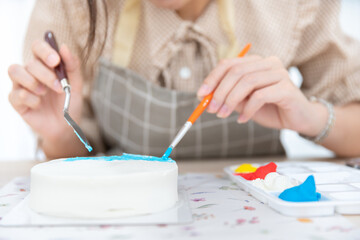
[24,0,360,152]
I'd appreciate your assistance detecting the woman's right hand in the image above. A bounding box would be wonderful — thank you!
[8,40,84,148]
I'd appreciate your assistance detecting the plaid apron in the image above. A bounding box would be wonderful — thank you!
[91,60,285,159]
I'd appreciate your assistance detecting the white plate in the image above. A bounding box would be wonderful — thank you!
[0,188,192,227]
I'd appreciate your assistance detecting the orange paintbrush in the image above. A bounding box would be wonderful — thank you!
[162,43,252,159]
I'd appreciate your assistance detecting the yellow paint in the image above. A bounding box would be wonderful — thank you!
[297,218,312,223]
[234,164,257,173]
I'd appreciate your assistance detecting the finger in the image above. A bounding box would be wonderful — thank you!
[234,99,247,115]
[237,82,283,123]
[8,64,47,96]
[197,55,262,98]
[31,40,60,67]
[265,56,284,69]
[9,87,41,113]
[59,44,83,93]
[209,59,273,114]
[8,90,28,115]
[25,59,63,93]
[216,69,288,118]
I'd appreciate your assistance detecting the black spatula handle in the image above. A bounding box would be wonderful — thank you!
[44,31,68,81]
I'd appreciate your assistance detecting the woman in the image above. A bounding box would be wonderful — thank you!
[8,0,360,159]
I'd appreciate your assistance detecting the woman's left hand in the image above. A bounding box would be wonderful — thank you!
[197,55,328,137]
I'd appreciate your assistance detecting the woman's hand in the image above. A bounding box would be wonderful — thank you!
[8,40,85,157]
[197,55,328,137]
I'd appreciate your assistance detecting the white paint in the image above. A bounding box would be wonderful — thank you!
[251,172,298,192]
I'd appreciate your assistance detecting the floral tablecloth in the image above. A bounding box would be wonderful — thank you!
[0,174,359,240]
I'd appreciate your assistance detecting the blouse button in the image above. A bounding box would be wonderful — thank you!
[179,67,191,80]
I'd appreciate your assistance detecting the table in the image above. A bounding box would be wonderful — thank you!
[0,157,360,238]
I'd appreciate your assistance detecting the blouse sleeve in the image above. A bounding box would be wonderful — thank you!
[23,0,106,154]
[291,0,360,106]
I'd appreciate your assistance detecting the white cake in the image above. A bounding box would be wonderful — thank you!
[29,154,178,219]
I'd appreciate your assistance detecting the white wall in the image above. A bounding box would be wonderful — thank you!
[0,0,36,161]
[281,0,360,158]
[0,0,359,161]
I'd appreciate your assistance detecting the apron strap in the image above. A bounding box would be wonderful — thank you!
[113,0,240,67]
[113,0,141,67]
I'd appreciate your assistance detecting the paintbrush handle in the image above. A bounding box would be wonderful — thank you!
[44,31,68,82]
[187,43,252,125]
[187,93,214,124]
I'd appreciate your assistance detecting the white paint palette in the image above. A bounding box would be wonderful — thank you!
[224,161,360,217]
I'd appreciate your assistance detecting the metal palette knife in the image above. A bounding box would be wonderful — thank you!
[44,31,92,152]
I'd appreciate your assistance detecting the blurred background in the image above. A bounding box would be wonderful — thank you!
[0,0,359,161]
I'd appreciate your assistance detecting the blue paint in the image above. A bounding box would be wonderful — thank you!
[65,153,175,163]
[73,129,93,152]
[65,119,93,152]
[279,175,321,202]
[162,147,173,159]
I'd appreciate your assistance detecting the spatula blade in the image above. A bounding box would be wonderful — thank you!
[64,111,92,152]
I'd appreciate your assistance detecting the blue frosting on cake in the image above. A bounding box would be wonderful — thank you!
[64,153,175,163]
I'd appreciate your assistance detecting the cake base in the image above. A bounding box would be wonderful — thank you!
[29,154,178,219]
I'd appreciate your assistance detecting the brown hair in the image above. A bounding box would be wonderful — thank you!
[84,0,108,63]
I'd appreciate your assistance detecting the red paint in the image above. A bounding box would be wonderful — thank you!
[191,198,205,202]
[249,217,259,224]
[244,206,256,210]
[234,162,277,180]
[236,219,246,225]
